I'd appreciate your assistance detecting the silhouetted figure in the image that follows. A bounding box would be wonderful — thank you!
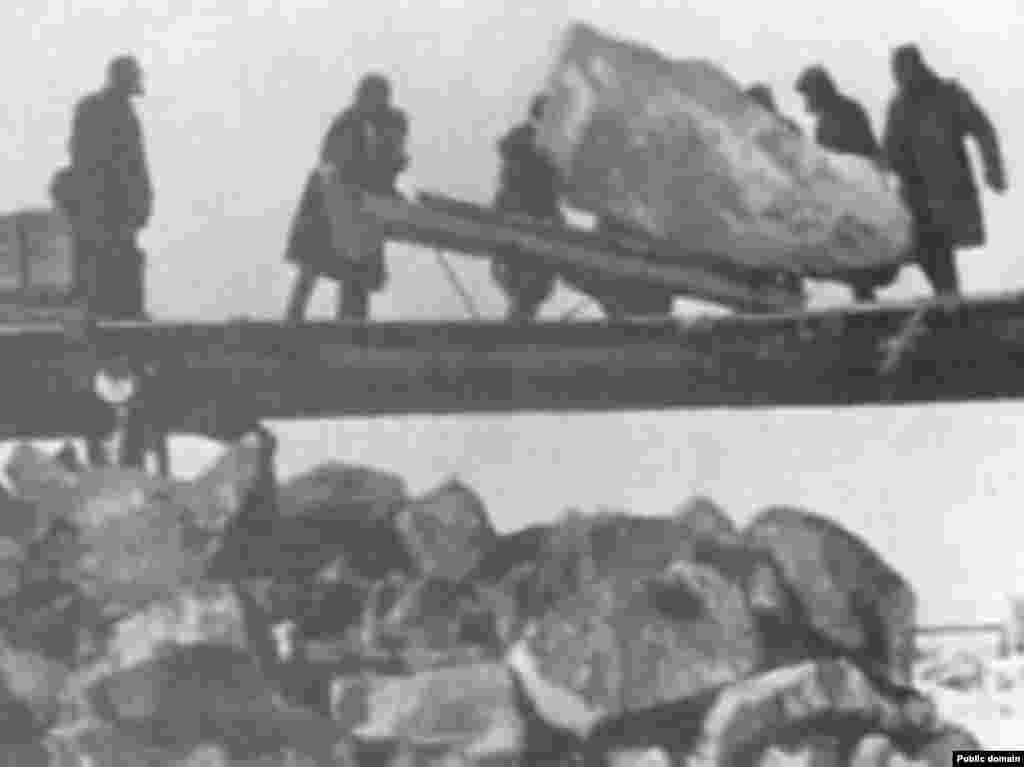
[882,44,1007,297]
[56,55,152,320]
[796,65,898,302]
[746,83,803,136]
[285,74,409,322]
[491,94,564,323]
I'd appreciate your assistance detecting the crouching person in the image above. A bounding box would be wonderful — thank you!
[491,94,564,323]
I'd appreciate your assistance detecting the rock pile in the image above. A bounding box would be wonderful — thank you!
[0,431,976,765]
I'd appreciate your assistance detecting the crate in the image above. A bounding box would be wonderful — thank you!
[0,208,75,302]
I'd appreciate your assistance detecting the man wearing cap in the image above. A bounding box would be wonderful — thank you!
[59,55,152,319]
[882,44,1006,297]
[795,65,897,302]
[284,73,409,321]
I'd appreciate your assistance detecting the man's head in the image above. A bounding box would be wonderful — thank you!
[891,44,931,92]
[746,83,777,113]
[107,55,144,97]
[795,65,836,115]
[354,73,392,113]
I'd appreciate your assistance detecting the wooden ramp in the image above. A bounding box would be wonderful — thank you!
[2,291,1024,441]
[344,188,805,313]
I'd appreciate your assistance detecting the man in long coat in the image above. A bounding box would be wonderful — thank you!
[882,44,1007,296]
[490,94,564,323]
[58,55,152,319]
[284,74,409,321]
[795,66,898,302]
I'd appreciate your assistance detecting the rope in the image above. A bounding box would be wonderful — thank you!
[433,249,481,319]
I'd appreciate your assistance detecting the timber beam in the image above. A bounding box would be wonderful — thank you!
[1,291,1024,441]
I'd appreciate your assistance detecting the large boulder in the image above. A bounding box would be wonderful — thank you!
[691,659,937,767]
[675,496,740,544]
[278,462,407,519]
[0,634,69,730]
[509,651,939,767]
[103,581,249,671]
[86,643,347,762]
[524,563,761,714]
[332,661,523,764]
[211,498,414,587]
[174,432,269,535]
[743,507,918,687]
[5,443,79,537]
[526,509,700,619]
[394,479,497,582]
[375,575,505,668]
[4,437,267,619]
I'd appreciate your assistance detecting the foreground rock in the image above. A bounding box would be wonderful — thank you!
[332,661,522,764]
[525,510,701,620]
[525,563,760,714]
[84,643,349,763]
[511,647,941,767]
[394,479,497,582]
[278,462,407,520]
[744,506,918,686]
[2,437,269,620]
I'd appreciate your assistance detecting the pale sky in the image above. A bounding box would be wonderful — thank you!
[1,0,1022,625]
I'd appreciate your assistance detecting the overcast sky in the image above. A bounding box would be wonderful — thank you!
[2,0,1022,625]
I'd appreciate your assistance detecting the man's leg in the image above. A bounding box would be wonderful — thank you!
[285,266,318,322]
[338,278,369,320]
[74,235,103,313]
[918,236,960,297]
[497,262,555,323]
[125,242,146,319]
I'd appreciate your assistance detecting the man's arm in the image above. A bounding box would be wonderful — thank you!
[952,82,1006,192]
[116,113,153,230]
[854,103,882,158]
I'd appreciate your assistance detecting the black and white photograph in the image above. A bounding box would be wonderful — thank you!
[0,0,1019,763]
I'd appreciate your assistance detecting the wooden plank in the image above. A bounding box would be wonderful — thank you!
[0,293,1022,440]
[357,193,804,313]
[415,191,790,290]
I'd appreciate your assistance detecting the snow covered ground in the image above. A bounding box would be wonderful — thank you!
[915,634,1024,749]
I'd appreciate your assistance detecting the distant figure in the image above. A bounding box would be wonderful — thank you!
[55,55,152,320]
[491,94,564,323]
[745,83,803,136]
[882,44,1007,297]
[284,74,410,322]
[796,65,897,302]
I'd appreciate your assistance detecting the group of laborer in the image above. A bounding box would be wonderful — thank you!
[748,44,1006,303]
[50,43,1007,323]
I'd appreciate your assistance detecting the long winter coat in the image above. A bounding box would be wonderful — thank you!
[283,106,408,286]
[66,88,152,240]
[882,77,1004,248]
